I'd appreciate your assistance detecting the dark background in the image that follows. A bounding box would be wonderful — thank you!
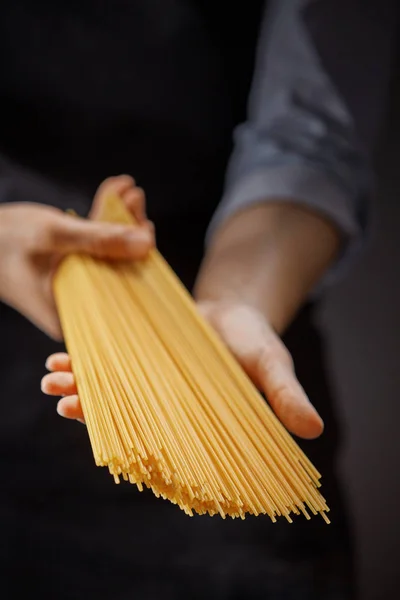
[318,68,400,599]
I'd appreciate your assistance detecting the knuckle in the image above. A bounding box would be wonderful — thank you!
[87,232,110,255]
[88,228,124,256]
[37,218,61,250]
[272,384,291,406]
[271,385,297,420]
[258,342,294,377]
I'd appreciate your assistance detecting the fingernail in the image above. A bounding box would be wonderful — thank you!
[40,377,48,393]
[56,401,66,417]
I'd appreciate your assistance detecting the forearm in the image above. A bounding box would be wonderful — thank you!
[194,202,340,334]
[201,0,397,328]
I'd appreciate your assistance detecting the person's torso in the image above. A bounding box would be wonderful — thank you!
[0,0,268,489]
[0,1,263,220]
[0,6,349,581]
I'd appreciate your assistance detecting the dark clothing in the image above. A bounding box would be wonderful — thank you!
[0,1,357,598]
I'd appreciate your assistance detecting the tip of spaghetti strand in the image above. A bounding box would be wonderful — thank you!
[321,511,331,524]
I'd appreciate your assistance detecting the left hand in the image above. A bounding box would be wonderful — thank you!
[42,298,323,439]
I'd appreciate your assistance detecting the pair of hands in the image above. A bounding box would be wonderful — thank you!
[0,175,323,439]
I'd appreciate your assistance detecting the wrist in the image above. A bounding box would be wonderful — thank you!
[195,202,340,334]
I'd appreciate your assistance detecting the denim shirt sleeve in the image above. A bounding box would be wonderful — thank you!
[207,0,396,287]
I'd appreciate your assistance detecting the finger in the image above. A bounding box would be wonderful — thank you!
[257,348,324,440]
[198,301,323,440]
[90,175,136,220]
[41,372,77,396]
[49,215,154,259]
[45,353,72,372]
[57,395,85,421]
[122,187,147,223]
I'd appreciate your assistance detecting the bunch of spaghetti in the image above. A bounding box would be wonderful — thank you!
[53,195,329,523]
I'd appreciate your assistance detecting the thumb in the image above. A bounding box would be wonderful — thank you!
[256,344,324,439]
[198,300,323,440]
[47,213,154,260]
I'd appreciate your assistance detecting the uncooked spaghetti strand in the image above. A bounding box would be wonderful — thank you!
[52,195,330,521]
[65,281,130,466]
[95,199,322,484]
[121,265,321,513]
[82,258,241,510]
[118,270,283,516]
[140,255,322,484]
[114,262,324,516]
[85,260,234,494]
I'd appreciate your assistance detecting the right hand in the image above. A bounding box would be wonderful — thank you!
[0,175,154,339]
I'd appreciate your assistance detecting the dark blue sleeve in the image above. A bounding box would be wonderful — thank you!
[209,0,397,286]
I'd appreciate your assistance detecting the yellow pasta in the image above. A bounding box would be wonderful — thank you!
[53,195,330,523]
